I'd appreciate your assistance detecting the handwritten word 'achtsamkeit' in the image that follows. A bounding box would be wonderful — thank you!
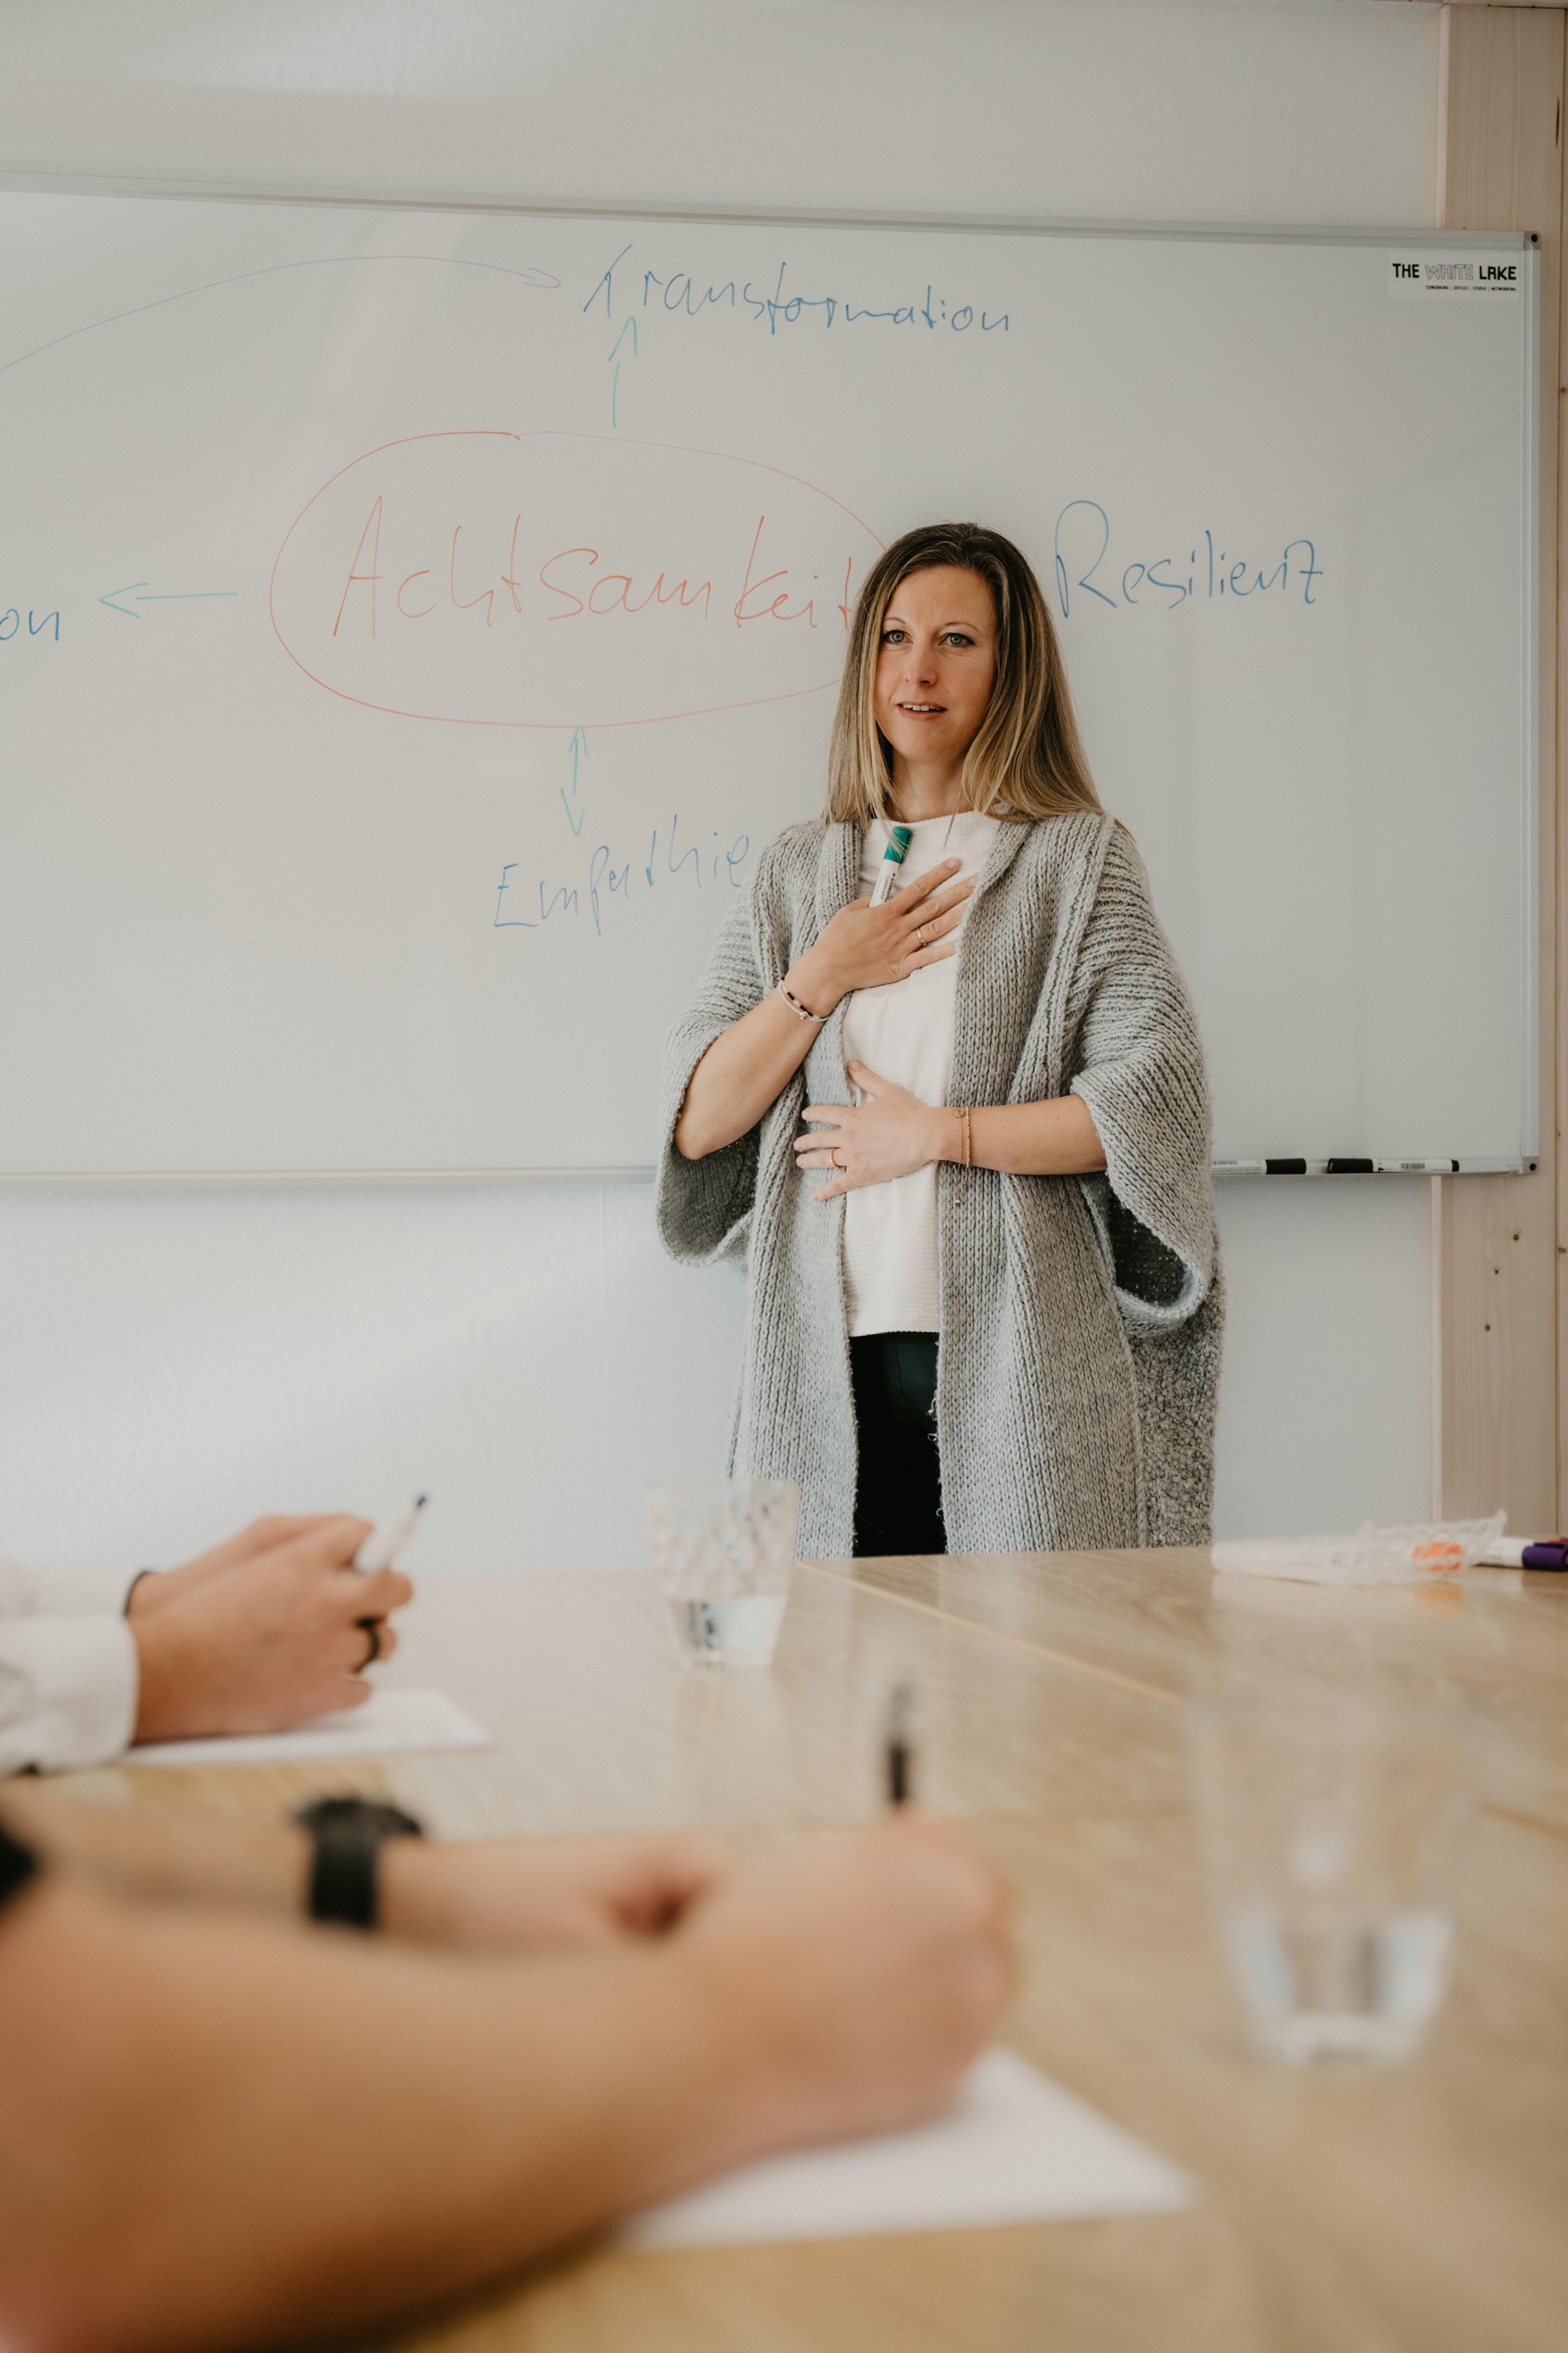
[584,244,1010,338]
[272,429,882,728]
[494,814,752,939]
[332,503,854,637]
[1053,501,1324,617]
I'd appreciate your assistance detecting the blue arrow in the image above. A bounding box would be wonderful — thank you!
[608,317,639,427]
[101,581,238,619]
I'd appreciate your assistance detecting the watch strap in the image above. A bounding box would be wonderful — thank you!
[293,1797,424,1930]
[0,1822,39,1916]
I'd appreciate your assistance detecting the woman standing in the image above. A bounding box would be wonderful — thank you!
[659,522,1220,1560]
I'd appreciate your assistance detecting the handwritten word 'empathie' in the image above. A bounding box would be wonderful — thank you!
[494,814,752,939]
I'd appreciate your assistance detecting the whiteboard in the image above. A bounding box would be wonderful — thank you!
[0,193,1536,1174]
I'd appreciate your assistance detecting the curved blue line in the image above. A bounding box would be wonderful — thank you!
[0,252,562,380]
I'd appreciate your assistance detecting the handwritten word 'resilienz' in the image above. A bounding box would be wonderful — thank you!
[1053,501,1324,617]
[494,814,753,940]
[585,244,1010,338]
[334,506,852,638]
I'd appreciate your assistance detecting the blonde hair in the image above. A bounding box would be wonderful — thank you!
[824,522,1101,825]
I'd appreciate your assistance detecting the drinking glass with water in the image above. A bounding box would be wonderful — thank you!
[646,1478,800,1668]
[1188,1687,1476,2066]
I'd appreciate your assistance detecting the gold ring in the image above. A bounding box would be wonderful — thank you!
[831,1147,845,1170]
[916,924,928,948]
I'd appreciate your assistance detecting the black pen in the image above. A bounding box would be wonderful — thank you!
[885,1683,915,1808]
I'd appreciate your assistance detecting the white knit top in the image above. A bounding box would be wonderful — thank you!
[838,811,1000,1335]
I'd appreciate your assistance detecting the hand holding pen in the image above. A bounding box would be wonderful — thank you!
[350,1494,427,1669]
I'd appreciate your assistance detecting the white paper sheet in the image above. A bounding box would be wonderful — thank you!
[621,2047,1196,2250]
[125,1687,491,1767]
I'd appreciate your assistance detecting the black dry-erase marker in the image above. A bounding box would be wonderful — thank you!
[1325,1158,1376,1175]
[1264,1159,1309,1176]
[885,1683,915,1808]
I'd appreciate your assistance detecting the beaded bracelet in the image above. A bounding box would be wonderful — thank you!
[778,980,828,1025]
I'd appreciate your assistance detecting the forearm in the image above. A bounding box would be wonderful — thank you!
[936,1094,1106,1176]
[0,1795,704,1956]
[0,1884,773,2353]
[0,1788,308,1918]
[674,946,840,1160]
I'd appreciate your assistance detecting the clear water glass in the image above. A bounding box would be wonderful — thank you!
[647,1479,799,1669]
[1188,1689,1475,2066]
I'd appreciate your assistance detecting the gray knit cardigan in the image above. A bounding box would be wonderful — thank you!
[655,812,1222,1558]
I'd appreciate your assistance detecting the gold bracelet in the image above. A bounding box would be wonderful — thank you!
[962,1107,972,1168]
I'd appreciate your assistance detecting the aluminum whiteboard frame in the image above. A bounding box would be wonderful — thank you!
[0,185,1541,1184]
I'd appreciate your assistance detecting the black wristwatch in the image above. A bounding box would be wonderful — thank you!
[293,1795,425,1930]
[0,1821,38,1916]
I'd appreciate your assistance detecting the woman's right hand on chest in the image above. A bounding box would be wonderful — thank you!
[674,861,974,1162]
[789,860,975,1013]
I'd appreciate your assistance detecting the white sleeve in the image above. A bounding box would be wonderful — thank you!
[0,1615,139,1774]
[0,1555,145,1618]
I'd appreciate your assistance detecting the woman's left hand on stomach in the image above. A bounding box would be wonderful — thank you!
[795,1062,950,1200]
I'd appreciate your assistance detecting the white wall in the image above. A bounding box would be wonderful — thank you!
[0,0,1442,1570]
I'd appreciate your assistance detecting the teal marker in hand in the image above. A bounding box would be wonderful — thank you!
[869,823,913,908]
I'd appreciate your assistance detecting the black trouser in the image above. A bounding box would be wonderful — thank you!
[851,1332,947,1558]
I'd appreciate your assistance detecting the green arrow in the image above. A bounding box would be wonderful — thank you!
[100,581,238,620]
[561,726,588,836]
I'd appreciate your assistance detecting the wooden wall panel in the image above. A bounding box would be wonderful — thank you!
[1436,6,1563,1529]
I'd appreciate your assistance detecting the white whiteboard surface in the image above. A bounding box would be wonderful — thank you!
[0,194,1535,1174]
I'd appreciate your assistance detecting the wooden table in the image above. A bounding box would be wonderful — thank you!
[820,1547,1568,1839]
[83,1552,1567,2353]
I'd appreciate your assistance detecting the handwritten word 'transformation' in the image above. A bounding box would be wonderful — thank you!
[585,245,1010,338]
[494,814,752,939]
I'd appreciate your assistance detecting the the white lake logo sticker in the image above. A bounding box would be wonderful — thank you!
[1389,253,1522,300]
